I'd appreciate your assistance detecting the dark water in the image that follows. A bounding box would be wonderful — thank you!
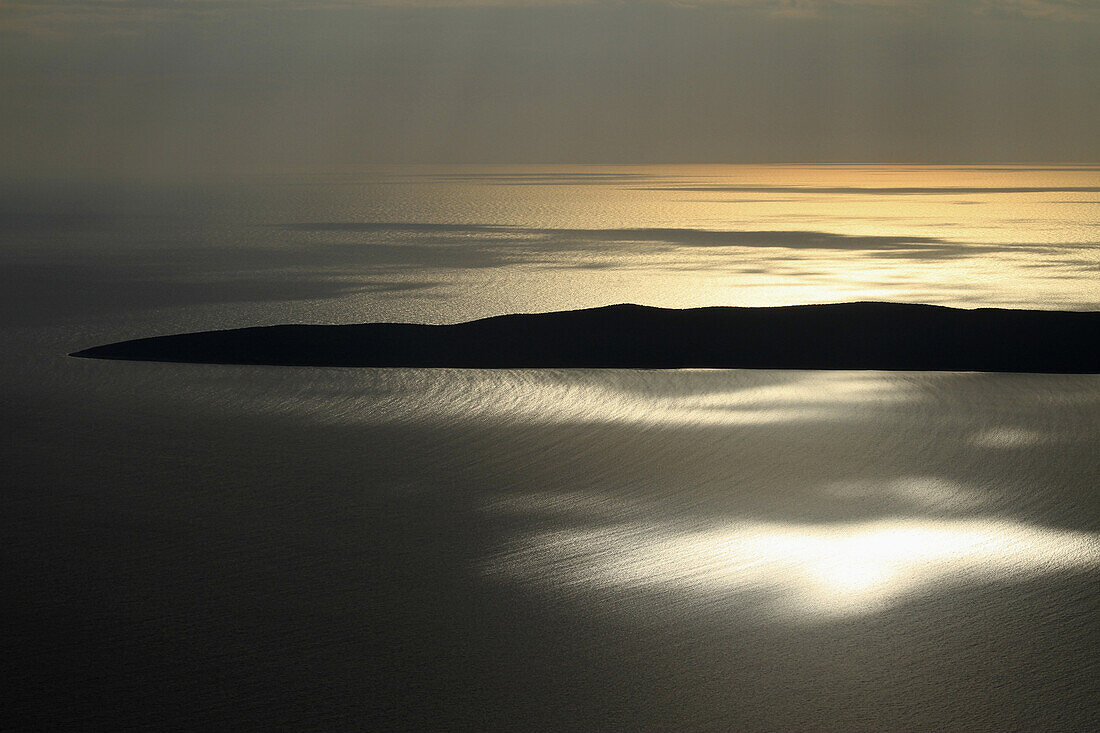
[3,167,1099,729]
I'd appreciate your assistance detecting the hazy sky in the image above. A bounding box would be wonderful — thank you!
[1,0,1097,177]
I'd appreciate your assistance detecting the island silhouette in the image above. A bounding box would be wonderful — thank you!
[71,302,1100,373]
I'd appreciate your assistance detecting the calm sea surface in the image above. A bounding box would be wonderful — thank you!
[3,165,1099,729]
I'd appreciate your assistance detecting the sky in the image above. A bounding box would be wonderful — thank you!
[1,0,1097,177]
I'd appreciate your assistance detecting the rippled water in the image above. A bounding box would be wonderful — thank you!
[3,166,1099,729]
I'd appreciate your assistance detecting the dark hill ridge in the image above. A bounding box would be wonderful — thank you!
[71,302,1100,373]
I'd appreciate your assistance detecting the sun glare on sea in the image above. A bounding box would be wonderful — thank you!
[482,513,1100,620]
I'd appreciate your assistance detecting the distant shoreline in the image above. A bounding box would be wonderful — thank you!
[71,303,1100,373]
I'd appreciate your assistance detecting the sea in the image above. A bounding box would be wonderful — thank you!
[2,165,1099,729]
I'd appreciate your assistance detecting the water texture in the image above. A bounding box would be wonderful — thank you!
[2,165,1098,729]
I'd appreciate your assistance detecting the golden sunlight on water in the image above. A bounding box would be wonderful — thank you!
[403,366,1100,623]
[3,164,1098,730]
[254,369,916,427]
[480,516,1100,620]
[277,163,1100,320]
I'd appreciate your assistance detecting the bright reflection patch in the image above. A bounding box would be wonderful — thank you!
[339,369,917,427]
[971,427,1049,449]
[481,518,1100,619]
